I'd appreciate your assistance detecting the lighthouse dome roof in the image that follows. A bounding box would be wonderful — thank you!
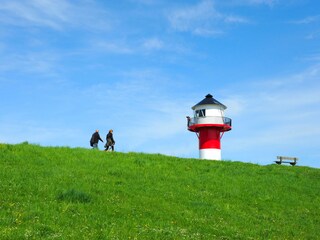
[192,94,227,110]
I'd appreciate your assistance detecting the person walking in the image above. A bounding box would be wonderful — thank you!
[105,129,115,151]
[90,130,103,149]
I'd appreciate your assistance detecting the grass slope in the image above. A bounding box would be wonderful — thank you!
[0,143,319,239]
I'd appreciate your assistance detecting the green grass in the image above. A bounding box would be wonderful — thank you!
[0,142,319,239]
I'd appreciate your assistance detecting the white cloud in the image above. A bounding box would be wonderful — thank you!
[130,0,159,5]
[0,0,72,29]
[223,97,247,117]
[0,52,59,76]
[0,0,110,30]
[303,53,320,62]
[94,40,134,54]
[288,15,320,40]
[247,0,278,6]
[224,15,249,23]
[193,28,224,36]
[167,0,248,36]
[92,37,187,55]
[228,0,278,7]
[168,0,219,35]
[223,64,320,166]
[142,38,164,50]
[306,31,320,40]
[290,15,320,24]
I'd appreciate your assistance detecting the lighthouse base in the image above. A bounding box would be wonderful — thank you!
[199,149,221,160]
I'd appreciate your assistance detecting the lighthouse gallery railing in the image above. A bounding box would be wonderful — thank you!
[188,116,232,128]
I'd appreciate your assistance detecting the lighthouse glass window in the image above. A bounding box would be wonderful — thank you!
[195,109,206,117]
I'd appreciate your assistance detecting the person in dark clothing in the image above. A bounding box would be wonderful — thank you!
[105,129,115,151]
[186,116,191,127]
[90,130,103,149]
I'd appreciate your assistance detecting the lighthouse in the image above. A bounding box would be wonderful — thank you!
[187,94,232,160]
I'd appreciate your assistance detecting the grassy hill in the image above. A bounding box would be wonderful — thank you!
[0,143,319,239]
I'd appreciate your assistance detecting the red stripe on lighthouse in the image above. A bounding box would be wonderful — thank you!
[199,128,221,149]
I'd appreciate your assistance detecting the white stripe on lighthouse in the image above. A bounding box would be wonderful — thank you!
[199,148,221,160]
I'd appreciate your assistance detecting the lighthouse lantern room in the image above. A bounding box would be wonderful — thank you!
[187,94,232,160]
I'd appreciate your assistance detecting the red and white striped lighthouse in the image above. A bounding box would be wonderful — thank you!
[187,94,232,160]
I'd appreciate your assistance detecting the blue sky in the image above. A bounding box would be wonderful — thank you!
[1,0,319,168]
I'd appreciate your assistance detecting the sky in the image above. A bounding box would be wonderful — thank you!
[0,0,319,168]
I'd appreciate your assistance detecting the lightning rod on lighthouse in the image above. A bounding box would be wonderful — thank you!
[187,94,232,160]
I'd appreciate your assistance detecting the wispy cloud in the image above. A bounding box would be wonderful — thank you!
[0,0,73,29]
[246,0,278,6]
[167,0,248,36]
[224,15,249,23]
[223,64,320,165]
[306,31,320,40]
[0,0,110,30]
[93,40,134,54]
[228,0,279,7]
[288,15,320,40]
[302,52,320,62]
[92,37,188,55]
[289,15,320,24]
[130,0,159,5]
[0,52,59,76]
[142,38,164,50]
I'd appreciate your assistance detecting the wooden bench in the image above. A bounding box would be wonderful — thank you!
[275,156,298,166]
